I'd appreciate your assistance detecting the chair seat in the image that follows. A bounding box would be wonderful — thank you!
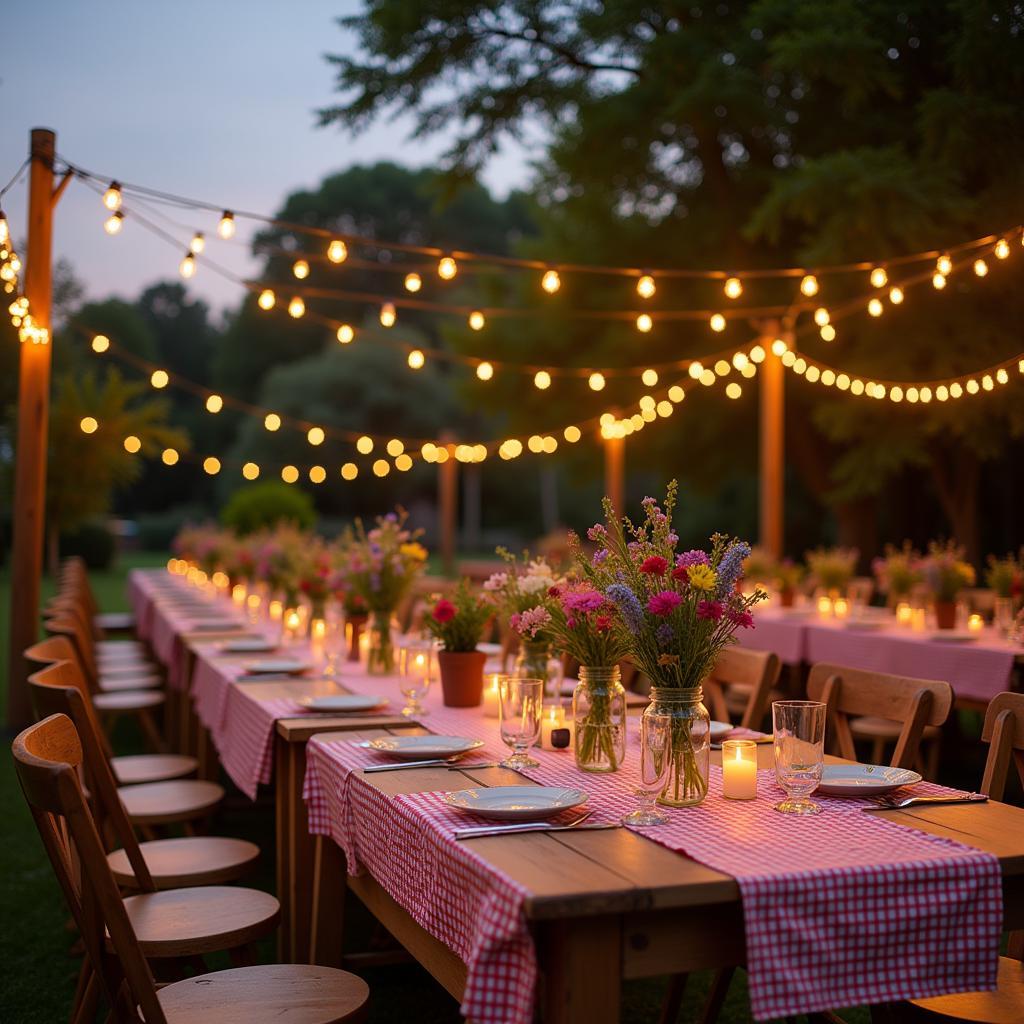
[94,690,166,712]
[850,716,942,740]
[108,836,260,889]
[158,964,369,1023]
[95,611,136,632]
[98,660,160,678]
[112,753,197,785]
[909,954,1023,1022]
[118,779,224,825]
[99,674,163,692]
[97,640,147,656]
[118,886,279,958]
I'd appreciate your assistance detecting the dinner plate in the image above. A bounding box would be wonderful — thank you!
[221,638,277,654]
[362,735,484,760]
[817,764,921,796]
[476,642,503,656]
[709,721,733,742]
[242,658,310,675]
[301,694,389,713]
[443,786,588,821]
[929,631,977,643]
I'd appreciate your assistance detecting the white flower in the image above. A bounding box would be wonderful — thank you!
[483,572,508,592]
[520,574,552,594]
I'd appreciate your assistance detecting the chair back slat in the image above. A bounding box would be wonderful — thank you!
[980,692,1024,801]
[705,647,781,730]
[43,614,100,691]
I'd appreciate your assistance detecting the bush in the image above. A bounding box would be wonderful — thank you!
[60,521,116,570]
[135,505,208,551]
[221,482,316,535]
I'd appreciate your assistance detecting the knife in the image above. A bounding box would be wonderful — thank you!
[455,820,621,840]
[362,758,460,773]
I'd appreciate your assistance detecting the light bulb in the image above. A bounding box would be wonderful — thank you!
[372,459,390,477]
[889,386,903,403]
[203,457,221,475]
[281,465,299,484]
[404,272,422,292]
[996,367,1009,384]
[437,256,457,280]
[870,267,888,288]
[123,435,141,453]
[162,448,179,466]
[725,382,742,399]
[292,259,309,279]
[868,297,883,317]
[709,313,726,332]
[327,240,347,263]
[534,370,551,390]
[476,361,494,381]
[288,296,305,318]
[205,394,223,414]
[104,211,125,235]
[966,379,980,395]
[0,210,8,245]
[102,182,122,211]
[179,252,196,278]
[191,232,205,254]
[341,462,358,480]
[936,254,952,276]
[468,310,485,331]
[714,359,731,376]
[641,368,658,386]
[889,286,904,304]
[386,439,404,457]
[657,400,674,417]
[820,324,836,341]
[395,454,413,472]
[541,269,561,293]
[688,361,704,379]
[150,369,169,389]
[564,425,581,443]
[799,274,818,297]
[750,345,766,363]
[242,462,260,480]
[91,334,110,353]
[307,426,325,446]
[636,275,656,299]
[588,372,606,391]
[994,237,1010,260]
[732,352,749,371]
[336,324,354,344]
[949,382,963,398]
[218,211,235,239]
[635,313,653,333]
[79,416,98,434]
[264,413,281,432]
[356,435,373,454]
[813,307,830,326]
[257,289,275,310]
[723,276,742,299]
[528,435,544,453]
[407,348,425,369]
[309,465,327,484]
[973,258,988,277]
[932,272,947,290]
[379,302,396,327]
[771,338,788,356]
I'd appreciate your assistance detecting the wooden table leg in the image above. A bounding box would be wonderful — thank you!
[275,734,292,962]
[310,835,346,968]
[539,915,622,1024]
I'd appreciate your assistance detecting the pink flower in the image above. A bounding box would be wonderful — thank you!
[727,607,755,629]
[512,605,553,639]
[595,614,612,632]
[432,599,456,623]
[697,600,724,621]
[562,588,605,615]
[640,556,669,576]
[647,590,682,616]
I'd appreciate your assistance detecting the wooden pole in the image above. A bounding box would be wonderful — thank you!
[604,435,625,516]
[438,434,457,577]
[759,326,785,559]
[7,128,56,728]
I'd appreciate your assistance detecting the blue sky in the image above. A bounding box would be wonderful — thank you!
[1,1,531,315]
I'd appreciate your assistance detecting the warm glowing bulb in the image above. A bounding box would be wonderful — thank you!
[476,361,494,381]
[732,352,749,371]
[709,313,726,332]
[541,269,561,293]
[723,276,743,299]
[588,372,606,391]
[203,457,221,475]
[102,182,122,211]
[725,382,742,399]
[936,254,952,276]
[813,307,830,327]
[889,386,903,403]
[242,462,260,480]
[868,298,883,317]
[820,324,836,342]
[714,359,731,376]
[123,435,141,453]
[379,302,396,327]
[91,334,110,353]
[889,286,904,304]
[257,289,275,310]
[800,274,818,296]
[966,378,980,395]
[179,252,196,278]
[327,239,347,263]
[104,212,124,235]
[950,382,963,398]
[468,310,485,331]
[356,435,373,454]
[264,413,281,432]
[688,361,704,379]
[307,427,325,446]
[288,296,305,318]
[341,462,358,480]
[217,211,235,239]
[79,416,98,434]
[996,367,1009,384]
[162,448,179,466]
[0,212,7,245]
[932,272,947,290]
[636,313,653,333]
[150,369,169,389]
[292,259,309,279]
[636,275,656,299]
[191,232,205,254]
[407,348,425,369]
[771,338,788,356]
[995,237,1010,260]
[936,385,949,402]
[437,256,457,280]
[750,345,766,363]
[395,453,413,471]
[641,368,658,386]
[564,425,581,443]
[973,258,988,277]
[281,465,299,483]
[534,370,552,390]
[870,267,888,288]
[404,272,422,292]
[336,323,354,344]
[309,465,327,484]
[386,438,404,457]
[372,458,390,477]
[205,394,223,414]
[528,435,544,453]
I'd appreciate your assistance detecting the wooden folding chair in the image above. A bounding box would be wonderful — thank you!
[13,713,369,1023]
[703,647,782,730]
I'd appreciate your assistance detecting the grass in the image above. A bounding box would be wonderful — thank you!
[5,554,1010,1022]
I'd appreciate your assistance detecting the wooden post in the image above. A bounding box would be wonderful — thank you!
[7,128,56,729]
[604,435,625,515]
[438,433,457,576]
[759,327,785,559]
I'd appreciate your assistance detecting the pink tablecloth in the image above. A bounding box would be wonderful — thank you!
[737,609,807,663]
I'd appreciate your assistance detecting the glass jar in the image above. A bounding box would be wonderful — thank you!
[646,686,711,807]
[366,610,396,675]
[572,666,626,773]
[994,597,1016,636]
[513,639,550,680]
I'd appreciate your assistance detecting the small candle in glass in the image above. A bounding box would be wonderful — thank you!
[310,617,328,666]
[540,704,569,750]
[231,583,247,607]
[816,595,833,618]
[246,593,261,622]
[482,674,503,718]
[967,613,984,635]
[358,630,370,665]
[284,608,302,642]
[911,607,927,632]
[832,597,849,619]
[211,571,229,593]
[721,739,758,800]
[268,599,283,622]
[895,602,913,627]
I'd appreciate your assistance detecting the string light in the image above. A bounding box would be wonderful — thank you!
[281,465,299,483]
[264,413,281,431]
[820,325,836,342]
[257,289,276,310]
[723,277,743,299]
[162,448,179,466]
[395,453,413,471]
[104,211,125,235]
[636,275,656,299]
[437,256,457,280]
[636,313,653,333]
[179,251,196,278]
[242,462,260,480]
[932,272,947,290]
[102,182,122,211]
[476,361,494,381]
[688,361,705,379]
[288,296,305,318]
[771,338,788,356]
[327,240,347,263]
[341,462,358,480]
[380,302,396,327]
[191,232,205,254]
[725,382,742,399]
[307,426,325,446]
[642,368,658,386]
[336,323,355,344]
[564,425,581,442]
[800,274,819,297]
[79,416,98,434]
[588,372,606,391]
[217,211,235,239]
[994,238,1010,260]
[205,394,223,413]
[309,466,327,484]
[709,313,726,332]
[150,369,169,389]
[541,270,561,294]
[404,272,422,293]
[534,370,552,390]
[407,349,425,369]
[356,436,374,454]
[468,310,485,331]
[936,254,953,276]
[292,259,309,279]
[973,258,988,277]
[203,457,221,475]
[889,286,904,304]
[869,267,888,288]
[123,435,141,453]
[867,298,883,317]
[91,334,110,353]
[386,439,404,457]
[373,458,390,477]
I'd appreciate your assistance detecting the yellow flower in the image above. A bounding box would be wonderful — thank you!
[687,563,717,592]
[657,653,679,667]
[400,542,428,562]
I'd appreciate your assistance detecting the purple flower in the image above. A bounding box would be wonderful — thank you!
[676,549,710,570]
[606,583,644,635]
[587,524,606,541]
[697,600,724,621]
[592,548,609,566]
[648,590,682,617]
[656,623,674,646]
[715,542,751,599]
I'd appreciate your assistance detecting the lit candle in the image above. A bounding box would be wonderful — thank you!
[482,674,502,718]
[284,609,302,642]
[832,597,849,619]
[231,583,247,607]
[816,595,833,618]
[310,617,327,665]
[358,630,370,665]
[268,599,283,622]
[246,592,261,622]
[896,602,913,627]
[967,613,984,634]
[721,739,758,800]
[540,705,570,750]
[911,607,927,632]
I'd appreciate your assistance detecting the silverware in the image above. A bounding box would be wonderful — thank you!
[454,813,624,840]
[235,673,317,682]
[863,793,988,811]
[362,758,461,773]
[445,761,506,770]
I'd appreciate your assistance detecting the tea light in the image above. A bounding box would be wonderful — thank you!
[246,592,261,619]
[482,674,502,718]
[895,602,913,627]
[231,584,247,607]
[284,608,302,641]
[358,630,370,664]
[211,571,229,593]
[310,617,327,663]
[268,599,283,622]
[816,595,833,618]
[911,607,927,632]
[540,705,570,750]
[967,613,984,634]
[721,739,758,800]
[832,597,849,619]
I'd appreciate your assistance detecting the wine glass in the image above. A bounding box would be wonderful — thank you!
[772,700,827,815]
[499,677,543,769]
[622,710,672,826]
[398,640,433,718]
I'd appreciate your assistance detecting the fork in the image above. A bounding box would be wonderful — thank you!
[453,810,597,840]
[863,793,988,811]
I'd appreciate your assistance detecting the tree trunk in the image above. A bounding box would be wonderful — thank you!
[930,447,981,563]
[47,521,59,578]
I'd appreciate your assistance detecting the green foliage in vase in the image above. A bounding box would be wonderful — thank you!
[426,579,494,652]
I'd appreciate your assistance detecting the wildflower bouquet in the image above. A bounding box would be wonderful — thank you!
[255,525,308,606]
[173,524,230,575]
[805,546,859,594]
[742,547,777,589]
[295,540,334,617]
[985,553,1023,602]
[773,559,805,603]
[222,533,258,586]
[872,542,923,602]
[921,541,975,603]
[426,580,494,653]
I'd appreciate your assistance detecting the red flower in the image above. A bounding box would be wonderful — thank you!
[595,614,612,632]
[432,599,456,623]
[697,599,724,621]
[640,556,669,576]
[548,585,562,597]
[647,590,682,616]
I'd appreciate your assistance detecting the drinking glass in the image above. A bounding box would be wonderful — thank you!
[621,710,672,826]
[772,700,827,815]
[398,640,434,718]
[499,677,543,769]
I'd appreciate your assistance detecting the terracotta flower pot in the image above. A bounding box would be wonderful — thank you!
[346,614,367,661]
[438,650,486,707]
[779,587,795,608]
[934,600,958,630]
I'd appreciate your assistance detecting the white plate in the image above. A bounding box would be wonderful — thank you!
[709,721,732,742]
[301,694,389,712]
[362,735,484,760]
[929,631,977,643]
[476,642,503,656]
[844,619,886,631]
[443,786,588,821]
[242,658,310,675]
[817,764,921,796]
[221,638,277,654]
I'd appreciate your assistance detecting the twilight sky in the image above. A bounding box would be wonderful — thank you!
[1,1,532,317]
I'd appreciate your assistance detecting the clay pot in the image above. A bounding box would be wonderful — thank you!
[779,588,795,609]
[438,650,487,707]
[346,614,367,661]
[934,601,958,630]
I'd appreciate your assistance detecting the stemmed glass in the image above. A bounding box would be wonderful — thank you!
[499,677,543,769]
[772,700,827,815]
[398,640,434,718]
[622,710,672,826]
